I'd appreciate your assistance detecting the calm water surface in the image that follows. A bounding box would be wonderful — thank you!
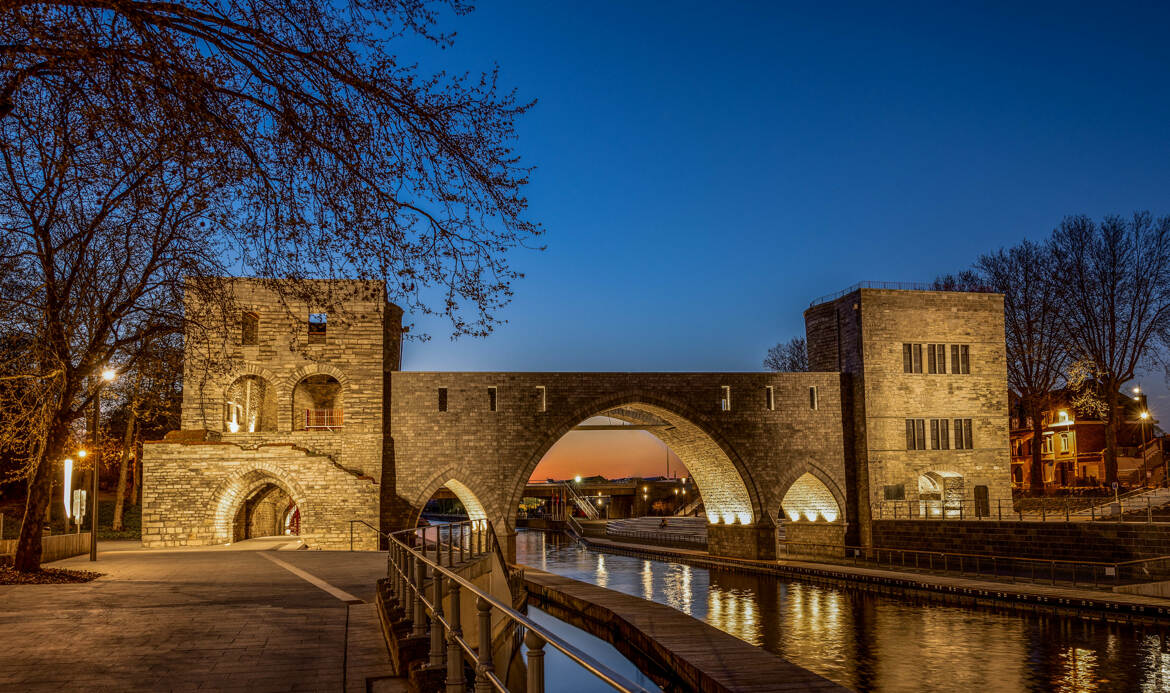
[516,530,1170,692]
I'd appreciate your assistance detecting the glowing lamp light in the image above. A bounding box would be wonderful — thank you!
[1141,411,1150,420]
[722,513,736,524]
[596,498,603,506]
[574,475,582,483]
[228,421,240,433]
[787,509,801,522]
[101,368,117,382]
[77,449,87,459]
[736,512,752,525]
[706,512,718,523]
[63,458,73,518]
[642,486,648,492]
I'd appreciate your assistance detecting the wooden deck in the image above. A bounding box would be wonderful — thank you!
[523,567,847,693]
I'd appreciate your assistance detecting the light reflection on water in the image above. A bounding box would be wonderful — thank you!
[516,530,1170,692]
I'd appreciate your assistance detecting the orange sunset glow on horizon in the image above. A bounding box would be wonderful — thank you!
[529,421,689,482]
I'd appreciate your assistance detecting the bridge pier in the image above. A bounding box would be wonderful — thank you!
[707,521,779,561]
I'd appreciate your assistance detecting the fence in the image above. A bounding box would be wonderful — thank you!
[385,519,651,693]
[779,541,1170,590]
[874,496,1170,523]
[0,532,91,563]
[304,408,344,430]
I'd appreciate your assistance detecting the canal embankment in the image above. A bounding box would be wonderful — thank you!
[572,533,1170,625]
[522,567,846,693]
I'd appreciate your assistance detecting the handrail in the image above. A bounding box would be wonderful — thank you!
[387,520,651,693]
[873,494,1170,523]
[778,540,1170,589]
[808,280,939,307]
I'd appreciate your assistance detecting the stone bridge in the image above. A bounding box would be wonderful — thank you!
[383,371,849,558]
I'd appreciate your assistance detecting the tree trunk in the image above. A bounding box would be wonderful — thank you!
[13,419,69,572]
[112,408,137,531]
[1028,400,1046,492]
[1103,386,1120,485]
[130,452,140,505]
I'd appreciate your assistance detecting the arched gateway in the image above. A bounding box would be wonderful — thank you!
[142,279,1012,558]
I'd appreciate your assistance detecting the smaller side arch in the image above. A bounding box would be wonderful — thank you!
[779,471,843,523]
[209,462,311,544]
[408,471,496,528]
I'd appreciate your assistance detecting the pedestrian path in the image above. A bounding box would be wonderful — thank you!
[576,535,1170,623]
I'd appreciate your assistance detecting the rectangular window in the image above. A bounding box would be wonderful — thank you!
[536,385,546,413]
[930,418,950,450]
[1059,432,1070,453]
[905,418,926,450]
[241,311,259,346]
[809,386,818,410]
[720,386,731,411]
[308,312,327,344]
[954,418,974,449]
[438,387,448,412]
[884,484,906,501]
[927,344,946,374]
[488,387,497,412]
[1042,435,1053,454]
[765,386,774,411]
[902,343,923,373]
[951,345,970,374]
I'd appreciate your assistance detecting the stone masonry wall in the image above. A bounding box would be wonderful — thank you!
[142,438,380,549]
[806,288,1012,545]
[387,371,850,558]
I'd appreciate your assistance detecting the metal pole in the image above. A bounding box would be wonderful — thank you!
[474,597,494,692]
[430,574,445,667]
[412,556,426,636]
[525,630,546,693]
[90,389,99,562]
[447,582,464,693]
[350,522,354,552]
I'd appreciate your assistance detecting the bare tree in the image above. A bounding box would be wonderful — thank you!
[1051,213,1170,484]
[764,337,808,372]
[974,240,1068,491]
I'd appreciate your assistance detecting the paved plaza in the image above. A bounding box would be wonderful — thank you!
[0,540,402,691]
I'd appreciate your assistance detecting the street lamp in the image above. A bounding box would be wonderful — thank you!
[90,368,117,561]
[1140,411,1150,487]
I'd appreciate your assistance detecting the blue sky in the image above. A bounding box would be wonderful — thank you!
[401,2,1170,397]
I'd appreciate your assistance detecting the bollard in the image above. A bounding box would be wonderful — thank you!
[430,573,446,667]
[446,581,464,693]
[474,597,494,692]
[525,629,547,693]
[412,556,427,637]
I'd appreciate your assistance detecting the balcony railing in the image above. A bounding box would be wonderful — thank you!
[304,408,343,430]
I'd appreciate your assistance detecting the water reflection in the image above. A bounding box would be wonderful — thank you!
[516,530,1169,692]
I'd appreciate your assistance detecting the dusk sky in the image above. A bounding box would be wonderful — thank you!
[396,2,1170,480]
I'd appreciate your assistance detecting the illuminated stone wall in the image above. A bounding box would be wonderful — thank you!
[805,288,1012,545]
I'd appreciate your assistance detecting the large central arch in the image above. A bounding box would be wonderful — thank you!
[506,395,763,529]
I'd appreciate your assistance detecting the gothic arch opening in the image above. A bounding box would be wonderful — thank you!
[211,467,308,544]
[779,472,841,523]
[224,374,277,433]
[919,470,964,517]
[292,374,344,430]
[416,478,490,526]
[518,401,757,526]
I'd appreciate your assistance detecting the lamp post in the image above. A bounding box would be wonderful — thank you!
[90,367,117,561]
[1140,410,1150,488]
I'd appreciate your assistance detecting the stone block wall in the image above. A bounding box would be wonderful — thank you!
[806,288,1012,545]
[873,519,1170,562]
[142,437,380,550]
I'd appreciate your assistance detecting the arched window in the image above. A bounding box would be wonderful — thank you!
[293,374,344,430]
[224,375,276,432]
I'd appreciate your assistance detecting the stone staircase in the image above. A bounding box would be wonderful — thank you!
[606,516,708,546]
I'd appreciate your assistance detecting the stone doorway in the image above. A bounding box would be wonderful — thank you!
[233,483,300,541]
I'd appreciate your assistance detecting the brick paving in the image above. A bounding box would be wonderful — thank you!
[0,540,405,692]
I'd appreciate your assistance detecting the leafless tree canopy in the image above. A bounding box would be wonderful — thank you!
[764,337,808,372]
[0,0,541,569]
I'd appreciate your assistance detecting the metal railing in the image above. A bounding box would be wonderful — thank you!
[778,541,1170,590]
[304,408,344,430]
[387,519,651,693]
[808,281,939,307]
[560,482,600,519]
[874,495,1170,523]
[604,527,707,547]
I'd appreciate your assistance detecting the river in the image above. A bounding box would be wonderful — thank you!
[515,529,1170,692]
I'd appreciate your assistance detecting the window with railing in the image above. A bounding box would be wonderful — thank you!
[304,408,344,430]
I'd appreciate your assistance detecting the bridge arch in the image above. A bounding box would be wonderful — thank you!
[209,462,311,544]
[410,472,492,527]
[505,392,765,529]
[779,471,843,523]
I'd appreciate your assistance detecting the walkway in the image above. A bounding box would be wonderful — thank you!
[0,539,405,692]
[577,535,1170,624]
[524,568,845,692]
